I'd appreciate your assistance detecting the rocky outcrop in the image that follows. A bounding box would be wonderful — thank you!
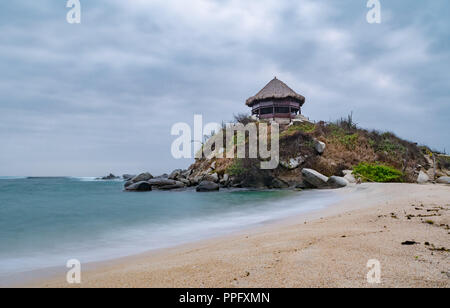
[99,173,119,180]
[327,176,349,188]
[301,168,329,188]
[436,176,450,184]
[125,181,152,192]
[130,172,153,183]
[196,181,220,192]
[417,171,429,184]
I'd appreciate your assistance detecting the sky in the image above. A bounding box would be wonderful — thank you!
[0,0,449,176]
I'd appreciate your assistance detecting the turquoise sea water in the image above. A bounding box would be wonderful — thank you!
[0,177,339,284]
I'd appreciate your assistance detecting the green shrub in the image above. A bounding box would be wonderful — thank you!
[353,162,403,183]
[377,139,406,155]
[280,122,315,138]
[226,159,247,176]
[341,133,359,150]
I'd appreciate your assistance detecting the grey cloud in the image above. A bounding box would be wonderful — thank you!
[0,0,449,176]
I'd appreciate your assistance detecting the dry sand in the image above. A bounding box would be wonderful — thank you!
[30,183,449,288]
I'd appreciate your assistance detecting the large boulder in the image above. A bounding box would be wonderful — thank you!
[220,173,230,186]
[301,168,329,188]
[271,178,289,189]
[327,176,349,188]
[148,178,177,187]
[314,140,326,154]
[203,173,219,183]
[168,169,183,180]
[125,181,152,192]
[159,181,186,190]
[436,176,450,184]
[342,170,357,183]
[280,156,305,170]
[131,172,153,183]
[417,171,429,184]
[196,181,220,192]
[122,174,136,181]
[124,180,134,188]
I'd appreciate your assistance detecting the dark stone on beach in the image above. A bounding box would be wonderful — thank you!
[301,168,329,188]
[125,181,152,192]
[401,241,419,246]
[131,172,153,183]
[101,173,119,180]
[327,176,349,188]
[196,181,219,192]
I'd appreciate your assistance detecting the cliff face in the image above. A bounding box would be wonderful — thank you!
[183,117,448,189]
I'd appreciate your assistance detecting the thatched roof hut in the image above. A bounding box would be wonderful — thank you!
[246,77,306,123]
[246,77,305,107]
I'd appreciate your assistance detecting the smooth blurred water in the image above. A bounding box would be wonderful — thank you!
[0,177,340,283]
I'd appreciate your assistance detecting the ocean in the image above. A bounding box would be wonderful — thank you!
[0,176,340,285]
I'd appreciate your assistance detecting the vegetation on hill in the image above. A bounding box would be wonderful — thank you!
[187,113,444,188]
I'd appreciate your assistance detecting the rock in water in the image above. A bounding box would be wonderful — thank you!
[436,176,450,184]
[159,181,186,190]
[125,181,152,192]
[327,176,349,188]
[124,180,134,188]
[131,172,153,183]
[122,174,136,181]
[101,173,119,180]
[301,168,329,188]
[196,181,220,192]
[148,179,178,187]
[417,171,429,184]
[314,140,326,154]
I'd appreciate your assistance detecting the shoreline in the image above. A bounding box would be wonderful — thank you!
[25,183,450,287]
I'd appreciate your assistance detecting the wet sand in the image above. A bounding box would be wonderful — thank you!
[29,183,450,288]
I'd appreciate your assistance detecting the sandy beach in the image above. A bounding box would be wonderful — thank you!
[30,183,449,288]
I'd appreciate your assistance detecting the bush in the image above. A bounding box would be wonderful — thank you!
[281,122,315,138]
[226,159,247,176]
[353,162,403,183]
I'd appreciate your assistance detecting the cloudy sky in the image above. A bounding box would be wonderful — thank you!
[0,0,449,176]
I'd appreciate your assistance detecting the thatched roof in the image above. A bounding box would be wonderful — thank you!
[246,77,305,106]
